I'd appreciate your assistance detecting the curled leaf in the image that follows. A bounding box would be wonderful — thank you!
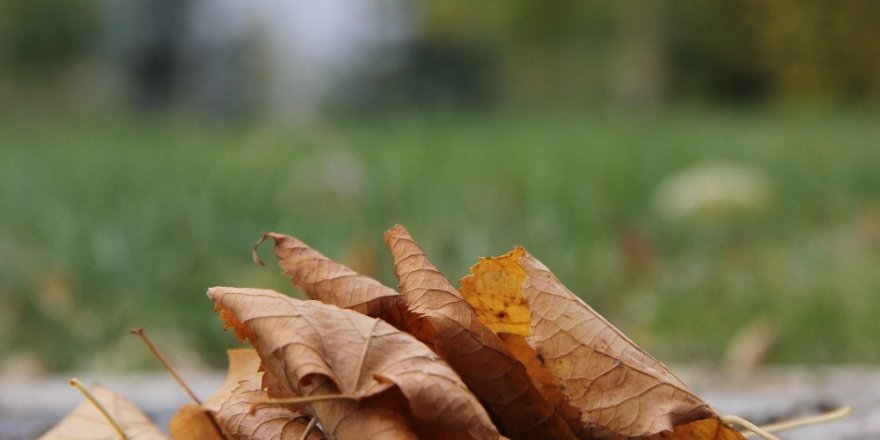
[257,232,433,342]
[385,225,577,440]
[167,348,263,440]
[208,286,501,440]
[169,403,224,440]
[203,348,263,413]
[216,379,325,439]
[461,246,745,439]
[257,232,401,316]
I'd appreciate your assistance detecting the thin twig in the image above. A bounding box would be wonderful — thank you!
[300,416,319,440]
[130,328,202,404]
[740,406,854,438]
[130,328,227,437]
[722,414,782,440]
[69,378,129,440]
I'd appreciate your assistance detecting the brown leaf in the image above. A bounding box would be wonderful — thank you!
[216,379,325,440]
[257,232,401,316]
[208,286,501,440]
[384,225,577,440]
[167,349,261,440]
[39,385,168,440]
[647,418,746,440]
[203,348,263,413]
[216,348,324,438]
[460,246,745,440]
[258,232,434,343]
[168,403,223,440]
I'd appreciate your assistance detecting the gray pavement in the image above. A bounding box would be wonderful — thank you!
[2,367,877,439]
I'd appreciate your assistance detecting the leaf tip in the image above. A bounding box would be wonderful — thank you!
[253,232,274,266]
[384,223,409,241]
[206,287,223,300]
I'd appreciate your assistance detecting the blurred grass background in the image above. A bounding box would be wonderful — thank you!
[2,0,880,371]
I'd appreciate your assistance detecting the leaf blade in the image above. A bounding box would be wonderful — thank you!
[208,286,500,440]
[461,246,746,439]
[39,385,168,440]
[385,225,577,440]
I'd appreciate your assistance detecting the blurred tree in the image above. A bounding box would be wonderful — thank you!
[123,0,192,111]
[407,0,880,106]
[750,0,880,101]
[3,0,880,114]
[0,0,98,77]
[668,0,880,102]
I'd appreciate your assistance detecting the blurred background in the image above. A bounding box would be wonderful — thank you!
[2,0,879,374]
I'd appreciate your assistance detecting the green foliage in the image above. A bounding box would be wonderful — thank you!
[416,0,880,104]
[0,0,99,76]
[1,107,879,370]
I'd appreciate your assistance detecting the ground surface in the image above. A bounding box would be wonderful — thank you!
[2,366,878,439]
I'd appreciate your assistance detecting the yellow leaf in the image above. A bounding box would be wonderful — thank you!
[460,246,746,440]
[459,246,531,336]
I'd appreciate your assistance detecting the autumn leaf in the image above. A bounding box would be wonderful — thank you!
[216,379,325,439]
[203,348,263,413]
[256,232,402,316]
[648,418,747,440]
[198,348,324,438]
[460,246,745,440]
[208,286,501,440]
[39,384,168,440]
[167,348,264,440]
[168,403,224,440]
[385,225,578,440]
[256,232,433,342]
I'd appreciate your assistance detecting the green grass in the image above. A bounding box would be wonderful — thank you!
[2,106,879,370]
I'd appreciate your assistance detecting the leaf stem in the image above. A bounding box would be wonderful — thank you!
[251,394,357,410]
[130,328,202,404]
[739,406,853,438]
[722,414,781,440]
[69,378,129,440]
[300,416,319,440]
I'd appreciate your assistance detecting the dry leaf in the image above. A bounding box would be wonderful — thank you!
[208,286,501,440]
[385,225,577,440]
[216,379,325,440]
[169,402,223,440]
[39,385,168,440]
[167,349,260,440]
[648,418,746,440]
[257,232,432,342]
[257,232,402,316]
[206,348,323,439]
[460,246,745,439]
[202,348,263,412]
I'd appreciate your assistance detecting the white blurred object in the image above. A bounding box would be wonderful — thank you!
[653,162,771,221]
[252,0,415,121]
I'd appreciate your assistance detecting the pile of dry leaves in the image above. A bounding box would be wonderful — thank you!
[41,225,826,439]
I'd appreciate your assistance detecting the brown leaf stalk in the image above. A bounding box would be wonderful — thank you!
[130,328,201,405]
